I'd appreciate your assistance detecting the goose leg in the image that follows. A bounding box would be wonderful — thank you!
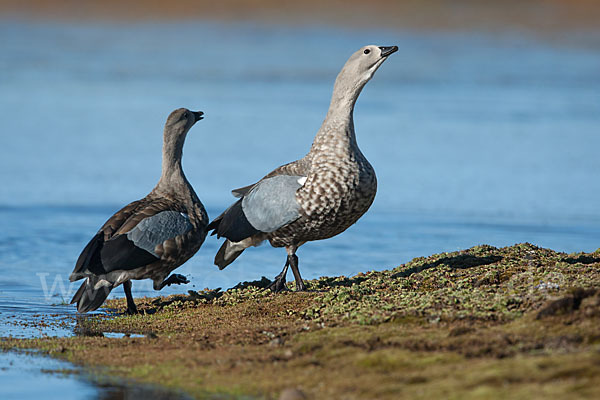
[268,258,290,293]
[123,280,138,315]
[157,274,190,290]
[288,254,306,291]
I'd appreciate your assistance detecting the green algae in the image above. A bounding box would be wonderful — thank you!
[2,243,600,399]
[302,243,600,325]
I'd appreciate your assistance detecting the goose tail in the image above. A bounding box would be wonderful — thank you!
[70,276,114,313]
[214,240,247,270]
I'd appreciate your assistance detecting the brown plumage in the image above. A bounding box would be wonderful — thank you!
[208,45,397,291]
[70,108,208,313]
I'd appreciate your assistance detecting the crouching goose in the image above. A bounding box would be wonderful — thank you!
[70,108,209,314]
[208,45,397,291]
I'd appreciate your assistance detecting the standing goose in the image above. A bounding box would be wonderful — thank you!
[70,108,208,314]
[208,45,397,291]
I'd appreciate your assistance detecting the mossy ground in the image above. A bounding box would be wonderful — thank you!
[2,243,600,399]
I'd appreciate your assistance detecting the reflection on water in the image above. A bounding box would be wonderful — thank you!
[0,350,195,400]
[0,351,96,400]
[0,19,599,399]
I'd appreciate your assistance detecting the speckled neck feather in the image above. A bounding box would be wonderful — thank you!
[310,63,370,156]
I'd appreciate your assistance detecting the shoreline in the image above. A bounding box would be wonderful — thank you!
[2,1,600,34]
[2,243,600,399]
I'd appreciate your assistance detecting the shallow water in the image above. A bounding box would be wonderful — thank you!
[0,349,195,399]
[0,350,97,399]
[0,19,599,397]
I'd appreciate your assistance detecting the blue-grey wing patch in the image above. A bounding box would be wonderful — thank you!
[126,211,193,256]
[242,175,304,232]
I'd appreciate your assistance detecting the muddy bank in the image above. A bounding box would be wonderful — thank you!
[2,243,600,399]
[2,0,600,33]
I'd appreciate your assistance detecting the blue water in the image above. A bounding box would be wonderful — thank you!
[0,351,98,399]
[1,17,600,322]
[0,349,193,399]
[0,18,599,397]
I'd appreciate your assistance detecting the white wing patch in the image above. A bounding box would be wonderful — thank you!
[297,176,307,186]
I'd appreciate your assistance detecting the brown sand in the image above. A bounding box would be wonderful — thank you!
[1,0,599,32]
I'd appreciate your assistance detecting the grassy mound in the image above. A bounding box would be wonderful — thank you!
[2,243,600,399]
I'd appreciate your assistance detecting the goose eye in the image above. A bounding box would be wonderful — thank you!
[364,49,370,55]
[183,112,188,119]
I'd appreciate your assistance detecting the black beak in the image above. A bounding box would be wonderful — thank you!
[379,46,398,57]
[192,111,204,122]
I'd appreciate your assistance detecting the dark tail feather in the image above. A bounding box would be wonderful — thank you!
[208,200,259,242]
[215,240,246,270]
[206,215,222,236]
[71,232,104,280]
[70,276,114,313]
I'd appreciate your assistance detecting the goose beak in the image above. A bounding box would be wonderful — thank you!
[379,46,398,58]
[193,111,204,122]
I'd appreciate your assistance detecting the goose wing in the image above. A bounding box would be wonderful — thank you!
[71,200,193,280]
[209,174,306,243]
[231,156,311,197]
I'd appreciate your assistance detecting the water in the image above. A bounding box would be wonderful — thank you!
[0,350,98,400]
[0,18,599,397]
[0,350,193,399]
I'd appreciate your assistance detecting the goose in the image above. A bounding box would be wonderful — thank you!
[208,45,397,291]
[70,108,208,313]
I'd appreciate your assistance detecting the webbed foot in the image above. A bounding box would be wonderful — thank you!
[268,260,290,293]
[158,274,190,290]
[267,272,290,293]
